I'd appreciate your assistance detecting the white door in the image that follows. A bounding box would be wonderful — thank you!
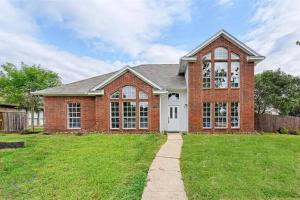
[168,105,179,132]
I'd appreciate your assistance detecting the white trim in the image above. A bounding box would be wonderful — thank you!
[32,90,104,96]
[110,101,120,130]
[247,56,265,63]
[185,29,263,57]
[67,103,81,129]
[153,90,168,94]
[139,102,149,129]
[91,66,162,91]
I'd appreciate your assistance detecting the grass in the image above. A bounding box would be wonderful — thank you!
[0,133,166,200]
[181,134,300,200]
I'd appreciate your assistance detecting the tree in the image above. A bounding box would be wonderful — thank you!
[0,63,61,131]
[255,69,300,115]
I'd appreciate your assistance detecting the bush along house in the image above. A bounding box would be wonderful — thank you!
[33,30,265,133]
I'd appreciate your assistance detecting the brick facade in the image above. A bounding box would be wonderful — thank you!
[188,36,255,132]
[43,34,257,133]
[44,71,160,133]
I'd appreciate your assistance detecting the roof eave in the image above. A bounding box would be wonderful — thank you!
[178,57,197,74]
[31,89,104,96]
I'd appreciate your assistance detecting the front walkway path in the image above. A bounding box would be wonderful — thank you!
[141,133,188,200]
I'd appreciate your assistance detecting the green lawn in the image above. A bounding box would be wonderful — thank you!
[0,133,166,200]
[181,134,300,200]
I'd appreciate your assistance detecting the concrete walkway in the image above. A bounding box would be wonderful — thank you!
[141,133,188,200]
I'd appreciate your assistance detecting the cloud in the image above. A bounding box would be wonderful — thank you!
[246,0,300,75]
[22,0,191,57]
[0,0,190,83]
[216,0,234,7]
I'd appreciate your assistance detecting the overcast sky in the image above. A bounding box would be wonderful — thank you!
[0,0,299,83]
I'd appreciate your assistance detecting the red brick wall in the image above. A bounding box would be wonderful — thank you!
[95,71,160,132]
[188,36,255,132]
[44,96,96,133]
[44,71,160,133]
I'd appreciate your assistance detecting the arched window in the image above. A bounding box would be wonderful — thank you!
[214,47,228,60]
[122,86,136,99]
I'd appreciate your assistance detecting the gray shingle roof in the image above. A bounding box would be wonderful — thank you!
[33,64,186,95]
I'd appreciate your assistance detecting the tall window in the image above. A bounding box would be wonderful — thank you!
[215,102,227,128]
[231,62,240,88]
[203,102,211,128]
[123,102,136,129]
[215,62,228,88]
[140,102,148,128]
[110,102,119,128]
[122,86,136,99]
[231,102,239,128]
[67,103,80,129]
[202,52,211,88]
[215,47,228,60]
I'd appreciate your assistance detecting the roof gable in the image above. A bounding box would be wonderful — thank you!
[184,29,262,57]
[90,65,162,91]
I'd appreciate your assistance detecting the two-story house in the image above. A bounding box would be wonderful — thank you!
[34,30,265,133]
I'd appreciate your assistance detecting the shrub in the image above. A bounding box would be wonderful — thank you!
[291,128,300,135]
[279,127,289,134]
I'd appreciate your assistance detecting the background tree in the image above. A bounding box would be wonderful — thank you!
[0,63,61,131]
[255,69,300,115]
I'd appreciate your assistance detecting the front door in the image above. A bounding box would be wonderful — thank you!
[167,105,179,132]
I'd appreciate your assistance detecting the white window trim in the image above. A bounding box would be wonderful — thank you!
[202,102,211,129]
[110,101,120,129]
[214,62,228,89]
[202,62,211,89]
[214,102,228,129]
[122,102,137,129]
[67,103,81,129]
[231,102,240,129]
[230,62,240,89]
[139,102,149,129]
[122,86,136,99]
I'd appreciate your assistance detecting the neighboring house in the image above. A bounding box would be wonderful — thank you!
[33,30,265,133]
[27,110,44,127]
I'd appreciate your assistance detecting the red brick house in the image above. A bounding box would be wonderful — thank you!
[34,30,264,133]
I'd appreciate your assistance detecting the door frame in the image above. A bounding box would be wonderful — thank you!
[167,105,180,132]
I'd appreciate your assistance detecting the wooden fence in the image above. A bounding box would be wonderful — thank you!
[0,112,27,132]
[255,114,300,132]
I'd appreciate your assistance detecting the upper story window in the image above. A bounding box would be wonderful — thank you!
[214,47,228,60]
[231,62,240,88]
[202,53,211,88]
[214,62,228,88]
[231,52,240,60]
[122,86,136,99]
[139,91,148,99]
[110,91,120,99]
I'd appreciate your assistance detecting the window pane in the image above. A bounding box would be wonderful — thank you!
[215,62,228,88]
[110,91,120,99]
[231,62,240,88]
[110,102,120,128]
[215,102,227,128]
[231,102,239,128]
[231,52,240,60]
[215,47,228,60]
[174,107,178,119]
[123,102,136,128]
[203,53,211,60]
[122,86,136,99]
[139,91,148,99]
[202,102,211,128]
[139,102,148,128]
[68,103,81,129]
[202,62,211,88]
